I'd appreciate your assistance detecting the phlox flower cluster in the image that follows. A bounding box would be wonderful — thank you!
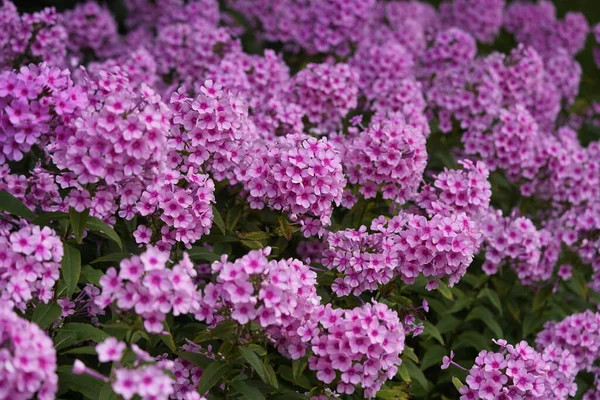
[419,28,477,77]
[289,63,358,131]
[169,79,251,180]
[235,133,346,237]
[463,104,543,182]
[0,222,63,310]
[0,305,58,400]
[158,341,211,400]
[135,168,215,250]
[123,0,220,30]
[0,165,62,213]
[321,211,480,296]
[74,338,174,400]
[0,63,86,163]
[478,209,548,284]
[536,310,600,373]
[61,1,119,60]
[342,115,427,204]
[349,42,414,101]
[439,0,505,44]
[51,67,170,187]
[87,47,159,89]
[504,1,589,57]
[305,301,405,398]
[0,1,67,68]
[195,247,321,360]
[417,159,491,218]
[95,248,202,333]
[227,0,376,56]
[456,340,577,399]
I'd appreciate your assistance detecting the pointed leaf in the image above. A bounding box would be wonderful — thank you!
[54,323,109,351]
[479,288,503,316]
[197,360,229,395]
[240,347,269,383]
[31,302,62,330]
[212,206,226,235]
[61,245,81,297]
[188,246,220,262]
[91,252,131,264]
[0,190,35,219]
[278,216,293,241]
[452,376,464,391]
[69,208,89,244]
[85,217,122,249]
[231,381,266,400]
[423,321,444,345]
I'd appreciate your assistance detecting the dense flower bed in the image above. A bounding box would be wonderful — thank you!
[1,0,600,399]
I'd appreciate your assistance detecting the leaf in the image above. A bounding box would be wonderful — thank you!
[85,217,122,249]
[231,381,266,400]
[263,361,278,389]
[33,211,69,226]
[160,332,177,352]
[241,239,264,250]
[376,387,410,400]
[197,360,229,395]
[238,231,271,241]
[278,215,293,241]
[479,288,503,316]
[62,346,97,355]
[32,302,62,330]
[437,281,454,300]
[54,323,109,351]
[532,286,553,312]
[212,205,226,235]
[70,207,89,244]
[90,252,131,264]
[80,265,104,286]
[0,190,35,219]
[396,363,411,382]
[292,358,308,384]
[452,377,464,391]
[57,365,105,400]
[466,306,504,338]
[240,347,269,383]
[420,345,446,371]
[98,383,119,400]
[246,344,267,357]
[61,245,81,297]
[423,321,444,345]
[188,246,220,262]
[436,316,460,335]
[194,320,238,343]
[403,346,419,364]
[404,359,429,391]
[176,351,213,369]
[453,331,491,351]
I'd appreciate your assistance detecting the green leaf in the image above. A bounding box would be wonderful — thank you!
[33,211,69,226]
[403,346,419,364]
[246,344,267,357]
[57,365,105,400]
[420,345,446,371]
[194,320,238,343]
[0,190,35,219]
[62,346,97,355]
[70,207,89,244]
[61,245,81,297]
[240,347,269,384]
[241,239,264,250]
[437,281,454,300]
[90,252,131,264]
[212,206,226,235]
[479,288,503,316]
[238,231,271,241]
[278,215,293,241]
[54,323,109,351]
[31,302,62,329]
[160,332,177,352]
[98,383,119,400]
[453,331,491,351]
[376,387,410,400]
[423,321,444,345]
[197,360,229,395]
[263,360,278,389]
[292,358,308,384]
[397,363,411,382]
[452,377,464,391]
[404,359,429,391]
[188,246,220,262]
[466,306,503,338]
[532,286,553,312]
[85,217,122,249]
[231,381,266,400]
[176,351,213,369]
[80,265,104,286]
